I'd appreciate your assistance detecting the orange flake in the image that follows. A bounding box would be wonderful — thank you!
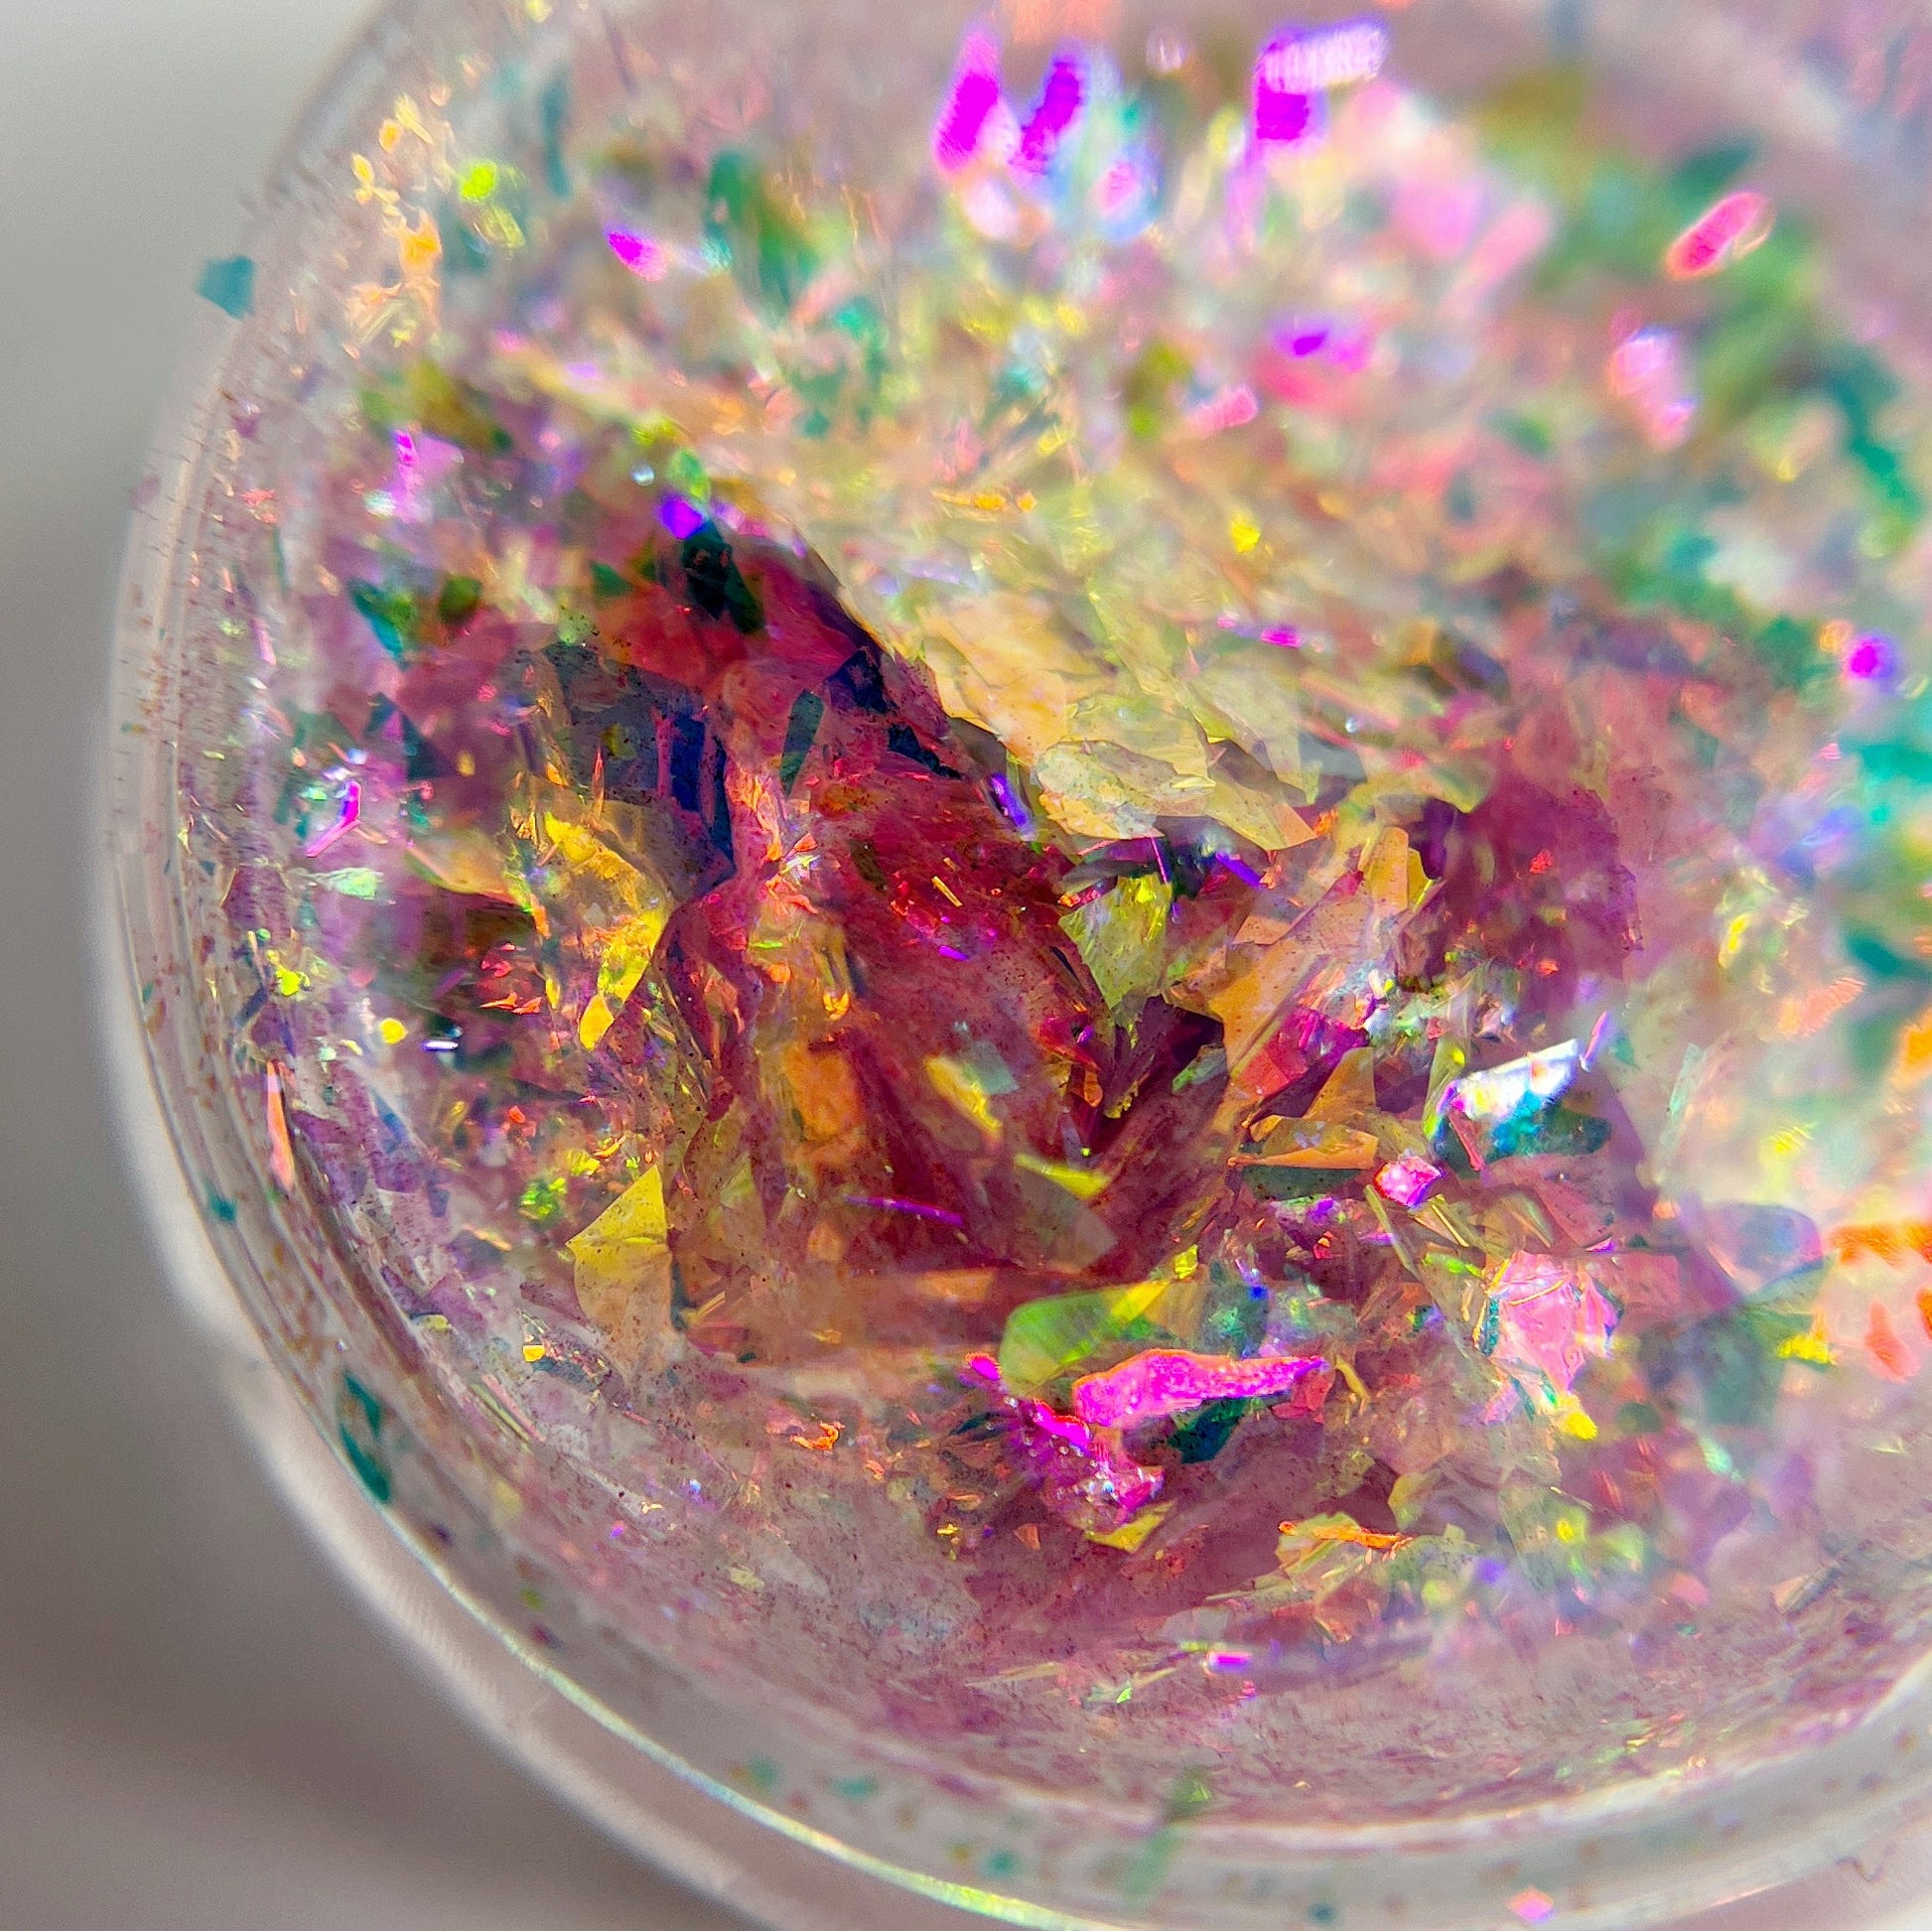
[1278,1517,1412,1552]
[1774,975,1863,1039]
[1836,1222,1907,1265]
[1897,1010,1932,1085]
[1865,1303,1917,1381]
[788,1419,842,1451]
[1834,1221,1932,1267]
[779,1039,863,1144]
[264,1064,297,1194]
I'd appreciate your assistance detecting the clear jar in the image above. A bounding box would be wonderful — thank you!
[104,1,1932,1925]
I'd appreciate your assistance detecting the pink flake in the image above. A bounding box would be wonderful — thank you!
[302,778,360,857]
[1071,1349,1326,1430]
[1255,18,1389,95]
[1606,326,1696,450]
[1010,1398,1163,1532]
[606,228,669,280]
[933,32,1005,173]
[1186,383,1260,436]
[1019,1398,1092,1451]
[1664,190,1773,280]
[1508,1889,1556,1926]
[1271,1363,1334,1420]
[389,430,462,523]
[1482,1254,1619,1398]
[1253,79,1318,147]
[1273,318,1331,358]
[1013,56,1084,175]
[659,495,707,540]
[1093,153,1155,236]
[1441,201,1556,328]
[1325,326,1373,371]
[1845,632,1898,684]
[1397,175,1485,261]
[1374,1153,1443,1208]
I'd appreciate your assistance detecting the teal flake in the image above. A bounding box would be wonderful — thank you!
[540,71,572,198]
[338,1372,393,1505]
[197,255,256,319]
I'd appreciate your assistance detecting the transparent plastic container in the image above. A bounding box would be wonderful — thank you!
[101,1,1932,1925]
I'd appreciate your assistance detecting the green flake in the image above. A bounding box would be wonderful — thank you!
[1169,1397,1250,1463]
[363,361,512,453]
[437,575,483,627]
[349,580,421,660]
[704,151,818,315]
[998,1280,1172,1396]
[519,1174,569,1223]
[680,523,762,632]
[1646,1303,1812,1431]
[779,689,824,793]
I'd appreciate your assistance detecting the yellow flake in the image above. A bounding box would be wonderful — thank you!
[377,1017,407,1045]
[1240,1120,1380,1170]
[512,787,677,1050]
[406,825,514,898]
[1086,1502,1173,1552]
[925,1052,1009,1143]
[568,1168,676,1375]
[1307,1046,1377,1121]
[568,1166,668,1257]
[1060,872,1172,1008]
[1362,826,1417,912]
[1012,1151,1110,1200]
[1777,1319,1835,1365]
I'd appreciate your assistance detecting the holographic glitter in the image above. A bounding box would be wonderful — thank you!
[155,0,1932,1853]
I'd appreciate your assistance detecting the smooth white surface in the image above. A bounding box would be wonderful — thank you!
[3,1,1931,1926]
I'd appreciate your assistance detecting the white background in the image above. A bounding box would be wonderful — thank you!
[0,1,1929,1924]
